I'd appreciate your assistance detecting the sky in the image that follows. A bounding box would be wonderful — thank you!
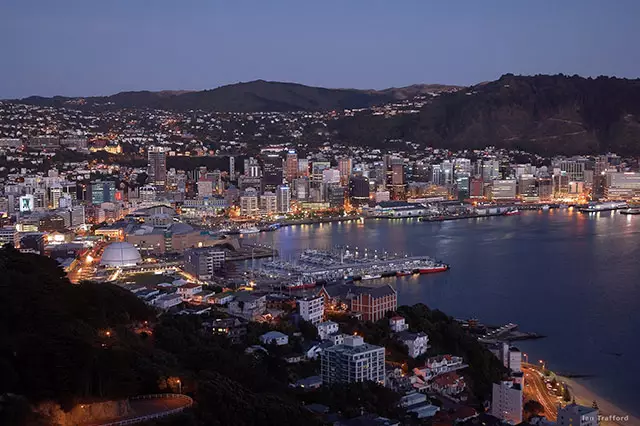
[1,0,639,98]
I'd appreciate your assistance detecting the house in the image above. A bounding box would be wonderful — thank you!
[260,331,289,346]
[298,296,324,325]
[208,318,247,343]
[228,291,266,320]
[316,320,339,340]
[399,392,440,419]
[176,283,203,301]
[292,375,322,389]
[152,293,183,310]
[328,333,347,346]
[211,291,235,305]
[305,340,334,360]
[413,355,466,380]
[283,353,304,364]
[429,371,466,396]
[191,290,215,303]
[389,316,408,332]
[397,331,429,358]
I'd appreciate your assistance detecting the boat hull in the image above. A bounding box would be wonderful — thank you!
[418,266,449,274]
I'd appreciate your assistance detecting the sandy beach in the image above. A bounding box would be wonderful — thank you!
[559,376,640,426]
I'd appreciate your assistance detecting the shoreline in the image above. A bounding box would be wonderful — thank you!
[559,376,639,425]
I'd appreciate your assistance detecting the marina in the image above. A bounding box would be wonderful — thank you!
[256,247,449,290]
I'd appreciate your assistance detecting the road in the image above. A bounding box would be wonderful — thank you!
[83,394,193,426]
[68,242,104,284]
[523,364,559,421]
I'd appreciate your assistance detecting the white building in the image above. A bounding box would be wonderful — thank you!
[240,188,259,217]
[491,380,523,425]
[500,343,522,373]
[491,179,517,200]
[152,293,183,310]
[317,320,339,340]
[557,403,599,426]
[321,335,385,385]
[177,283,203,301]
[260,192,278,215]
[298,296,324,325]
[0,226,19,248]
[260,331,289,346]
[389,316,409,332]
[397,331,429,359]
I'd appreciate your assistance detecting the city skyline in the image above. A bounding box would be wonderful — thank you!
[2,1,640,98]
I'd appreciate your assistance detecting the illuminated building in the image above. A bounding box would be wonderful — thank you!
[285,151,298,182]
[321,335,385,385]
[349,175,370,206]
[147,146,167,190]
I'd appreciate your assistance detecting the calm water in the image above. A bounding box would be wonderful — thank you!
[244,210,640,415]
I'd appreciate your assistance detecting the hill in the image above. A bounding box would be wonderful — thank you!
[13,80,459,112]
[329,74,640,155]
[0,247,318,426]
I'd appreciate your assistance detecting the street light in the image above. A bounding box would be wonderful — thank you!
[523,353,528,364]
[176,378,182,394]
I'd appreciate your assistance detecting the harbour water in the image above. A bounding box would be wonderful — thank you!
[244,209,640,417]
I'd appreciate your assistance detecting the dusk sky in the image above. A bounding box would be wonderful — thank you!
[2,1,639,98]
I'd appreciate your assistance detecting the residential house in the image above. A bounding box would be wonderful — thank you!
[208,318,247,343]
[177,283,203,301]
[260,331,289,346]
[152,293,183,310]
[317,320,339,340]
[397,331,429,358]
[389,316,409,332]
[228,291,266,320]
[211,291,235,305]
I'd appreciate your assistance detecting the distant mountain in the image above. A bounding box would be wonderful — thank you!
[13,80,460,112]
[330,74,640,155]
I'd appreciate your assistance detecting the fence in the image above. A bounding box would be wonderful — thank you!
[91,394,194,426]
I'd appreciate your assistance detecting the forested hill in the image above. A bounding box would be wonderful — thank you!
[13,80,458,112]
[329,74,640,156]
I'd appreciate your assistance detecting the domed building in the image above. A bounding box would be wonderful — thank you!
[100,242,142,267]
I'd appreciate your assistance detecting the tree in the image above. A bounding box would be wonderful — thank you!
[524,400,544,420]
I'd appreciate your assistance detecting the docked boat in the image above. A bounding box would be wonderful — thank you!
[361,274,382,280]
[418,264,449,274]
[620,208,640,215]
[541,205,550,211]
[505,209,520,216]
[396,270,414,277]
[239,226,260,234]
[579,202,628,213]
[286,279,317,290]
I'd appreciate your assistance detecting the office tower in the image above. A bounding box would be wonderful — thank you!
[229,156,235,180]
[244,157,261,178]
[338,158,353,185]
[239,188,259,217]
[322,168,341,184]
[491,179,517,200]
[197,180,214,197]
[349,175,370,206]
[261,154,283,192]
[518,174,538,199]
[294,177,309,200]
[147,146,167,190]
[298,158,310,177]
[50,185,63,209]
[312,161,331,183]
[491,381,523,424]
[321,336,385,385]
[90,181,116,205]
[184,247,226,280]
[328,185,346,209]
[432,166,444,186]
[482,159,500,181]
[441,160,454,185]
[555,158,586,182]
[605,172,640,199]
[0,227,19,248]
[276,185,291,213]
[454,158,472,177]
[456,175,470,200]
[557,403,598,426]
[285,150,298,182]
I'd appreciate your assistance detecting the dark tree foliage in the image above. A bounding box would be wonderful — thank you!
[0,248,319,426]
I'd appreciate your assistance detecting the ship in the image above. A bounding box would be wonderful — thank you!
[286,279,317,290]
[620,208,640,215]
[396,270,414,277]
[541,205,550,211]
[361,274,382,280]
[239,226,260,234]
[579,202,628,213]
[505,209,520,216]
[418,264,449,274]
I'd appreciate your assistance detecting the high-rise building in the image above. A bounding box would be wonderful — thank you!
[328,185,346,209]
[240,188,259,217]
[244,157,261,178]
[557,403,598,426]
[298,158,310,177]
[518,174,538,200]
[285,150,298,182]
[147,146,167,190]
[260,192,277,215]
[229,156,235,180]
[312,161,331,183]
[491,179,517,200]
[482,159,501,181]
[276,185,291,213]
[90,181,116,205]
[338,158,353,185]
[491,381,523,425]
[0,226,19,248]
[349,175,370,206]
[197,179,214,197]
[261,154,283,192]
[322,168,341,184]
[321,335,385,385]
